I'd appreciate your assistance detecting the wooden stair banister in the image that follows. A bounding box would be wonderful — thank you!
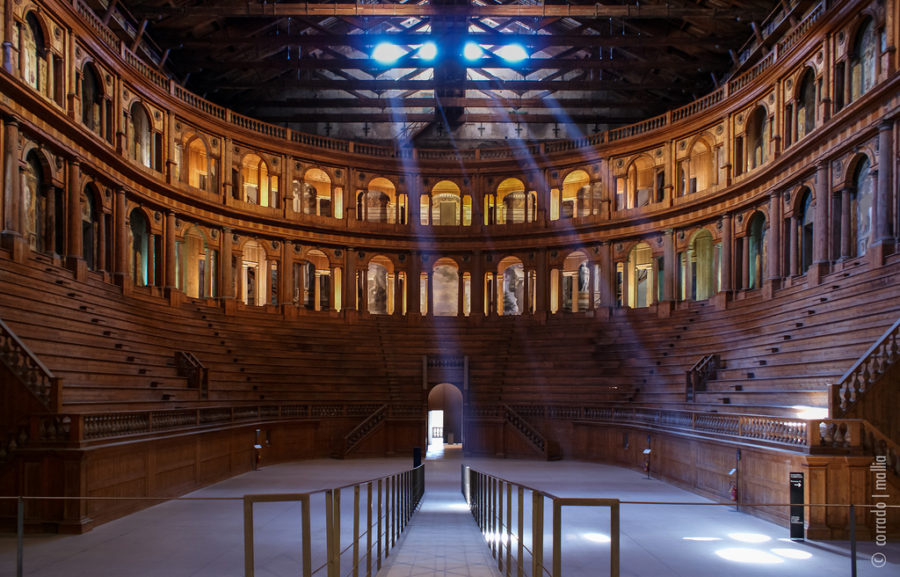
[338,404,389,458]
[831,316,900,414]
[685,353,720,402]
[0,316,62,412]
[175,351,209,399]
[502,404,559,460]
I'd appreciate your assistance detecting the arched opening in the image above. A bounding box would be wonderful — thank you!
[680,138,714,196]
[746,106,768,172]
[431,258,460,316]
[497,257,525,316]
[241,240,268,306]
[302,169,332,217]
[850,18,876,102]
[427,382,463,452]
[496,178,527,224]
[129,102,157,170]
[81,185,101,270]
[305,249,332,311]
[23,151,59,255]
[851,157,873,257]
[618,157,656,210]
[430,180,463,226]
[22,12,47,95]
[367,256,395,315]
[561,251,590,312]
[562,170,591,218]
[747,212,767,289]
[798,190,814,274]
[685,229,716,301]
[627,243,654,308]
[179,226,216,299]
[129,209,152,286]
[360,177,397,223]
[186,138,213,192]
[241,154,277,207]
[796,68,816,142]
[81,63,106,139]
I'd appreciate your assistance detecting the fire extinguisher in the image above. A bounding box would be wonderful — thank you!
[729,481,738,502]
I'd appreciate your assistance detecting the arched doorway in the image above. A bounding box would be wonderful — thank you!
[427,383,463,452]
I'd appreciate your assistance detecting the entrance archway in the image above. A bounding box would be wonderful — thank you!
[427,383,463,451]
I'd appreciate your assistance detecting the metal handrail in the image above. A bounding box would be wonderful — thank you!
[463,466,620,577]
[243,464,425,577]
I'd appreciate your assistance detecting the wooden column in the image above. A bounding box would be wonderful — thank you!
[875,120,894,245]
[221,227,233,299]
[663,229,675,301]
[1,115,19,237]
[813,161,830,265]
[114,188,127,282]
[789,216,799,276]
[768,190,782,281]
[164,211,176,290]
[741,235,750,290]
[471,250,484,317]
[407,251,420,316]
[66,159,82,261]
[457,270,464,317]
[840,189,852,258]
[720,213,733,292]
[599,242,612,307]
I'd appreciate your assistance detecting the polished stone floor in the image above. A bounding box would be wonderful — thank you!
[1,443,897,577]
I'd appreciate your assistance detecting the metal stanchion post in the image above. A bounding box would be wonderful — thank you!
[17,496,24,577]
[850,504,857,577]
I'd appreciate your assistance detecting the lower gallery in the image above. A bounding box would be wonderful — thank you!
[1,0,900,574]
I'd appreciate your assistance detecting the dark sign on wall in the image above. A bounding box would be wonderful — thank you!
[789,472,805,540]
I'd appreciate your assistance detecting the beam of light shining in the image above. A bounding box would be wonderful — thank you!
[372,42,406,64]
[771,548,813,560]
[793,405,828,419]
[728,532,772,543]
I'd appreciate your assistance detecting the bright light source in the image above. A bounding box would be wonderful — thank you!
[716,548,784,564]
[372,42,405,64]
[463,41,484,60]
[682,536,723,542]
[418,41,438,61]
[728,532,772,544]
[582,532,611,544]
[496,43,528,62]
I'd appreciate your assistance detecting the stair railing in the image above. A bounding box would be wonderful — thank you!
[831,317,900,414]
[176,351,209,398]
[685,353,720,401]
[0,317,61,411]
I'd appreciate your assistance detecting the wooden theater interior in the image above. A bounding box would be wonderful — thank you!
[0,0,898,543]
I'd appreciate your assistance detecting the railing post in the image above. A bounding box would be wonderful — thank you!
[17,496,24,577]
[517,487,524,577]
[301,496,312,577]
[353,485,360,577]
[243,496,254,577]
[532,491,544,577]
[611,501,620,577]
[506,482,512,577]
[552,500,562,577]
[376,478,383,568]
[366,482,373,577]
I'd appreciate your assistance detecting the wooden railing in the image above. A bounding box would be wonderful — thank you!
[685,353,720,401]
[339,404,388,457]
[831,317,900,413]
[0,317,61,411]
[503,404,560,460]
[175,351,209,399]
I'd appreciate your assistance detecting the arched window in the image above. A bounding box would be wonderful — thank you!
[559,251,590,312]
[130,103,157,170]
[81,64,105,138]
[81,185,101,270]
[304,249,332,310]
[796,69,816,142]
[798,190,814,274]
[129,210,152,287]
[495,178,527,224]
[746,106,768,172]
[431,258,460,316]
[850,18,876,102]
[851,158,873,257]
[747,212,766,289]
[618,158,656,210]
[241,240,268,306]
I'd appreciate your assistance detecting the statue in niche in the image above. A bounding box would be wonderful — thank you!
[502,266,519,315]
[578,262,589,292]
[369,270,387,314]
